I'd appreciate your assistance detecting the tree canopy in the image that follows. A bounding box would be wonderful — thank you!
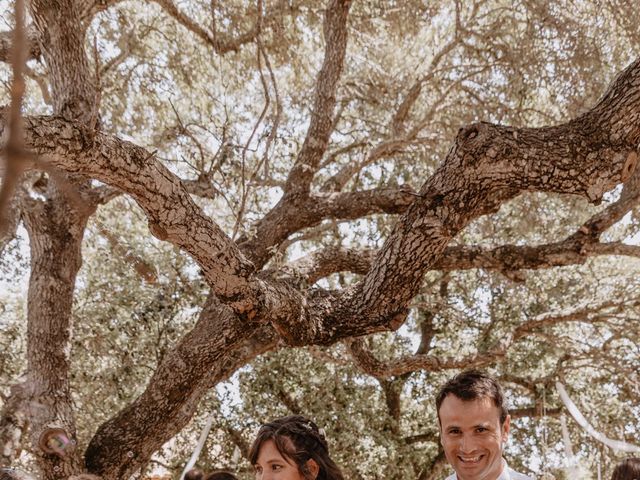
[1,1,640,479]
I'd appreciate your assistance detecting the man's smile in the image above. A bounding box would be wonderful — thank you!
[458,455,484,464]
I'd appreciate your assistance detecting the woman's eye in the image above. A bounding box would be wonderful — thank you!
[272,464,283,471]
[254,466,262,474]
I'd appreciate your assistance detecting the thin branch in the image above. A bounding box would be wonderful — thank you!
[259,35,281,178]
[347,300,635,379]
[233,36,270,240]
[151,0,271,55]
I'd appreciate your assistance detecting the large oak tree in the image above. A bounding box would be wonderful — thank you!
[1,1,640,479]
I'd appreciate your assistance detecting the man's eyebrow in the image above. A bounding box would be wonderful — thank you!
[473,423,493,429]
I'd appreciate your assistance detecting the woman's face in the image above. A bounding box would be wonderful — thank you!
[254,439,305,480]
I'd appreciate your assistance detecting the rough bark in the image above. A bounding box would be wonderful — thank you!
[30,0,97,122]
[304,58,640,344]
[2,2,99,478]
[5,53,640,349]
[15,116,257,309]
[282,239,640,287]
[22,188,93,479]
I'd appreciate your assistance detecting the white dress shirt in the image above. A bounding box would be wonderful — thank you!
[444,459,533,480]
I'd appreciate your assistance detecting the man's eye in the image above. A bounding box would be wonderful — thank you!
[476,427,487,433]
[449,429,461,435]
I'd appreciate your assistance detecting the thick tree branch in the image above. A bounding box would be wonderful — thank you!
[6,56,640,353]
[85,294,279,479]
[310,186,418,217]
[22,197,93,479]
[282,237,640,287]
[237,185,417,270]
[6,115,257,309]
[30,0,98,123]
[297,59,640,344]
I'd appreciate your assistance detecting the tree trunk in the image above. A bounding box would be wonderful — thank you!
[22,185,92,479]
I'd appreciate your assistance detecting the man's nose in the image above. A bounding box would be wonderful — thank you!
[459,434,478,452]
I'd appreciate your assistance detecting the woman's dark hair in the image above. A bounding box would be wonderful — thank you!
[436,369,509,425]
[248,415,344,480]
[611,458,640,480]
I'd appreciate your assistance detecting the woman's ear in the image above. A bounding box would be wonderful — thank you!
[305,458,320,479]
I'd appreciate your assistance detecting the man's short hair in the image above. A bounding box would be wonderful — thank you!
[184,468,204,480]
[436,369,509,425]
[203,471,237,480]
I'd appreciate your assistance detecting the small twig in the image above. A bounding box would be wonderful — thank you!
[259,35,281,177]
[232,25,270,240]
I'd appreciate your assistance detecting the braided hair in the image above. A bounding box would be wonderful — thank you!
[249,415,344,480]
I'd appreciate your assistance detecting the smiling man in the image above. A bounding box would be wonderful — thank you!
[436,370,533,480]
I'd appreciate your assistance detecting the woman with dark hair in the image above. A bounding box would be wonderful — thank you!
[249,415,344,480]
[611,458,640,480]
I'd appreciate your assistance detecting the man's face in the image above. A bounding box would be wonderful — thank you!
[438,394,510,480]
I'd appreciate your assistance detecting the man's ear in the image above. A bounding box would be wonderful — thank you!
[306,458,320,479]
[502,414,511,440]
